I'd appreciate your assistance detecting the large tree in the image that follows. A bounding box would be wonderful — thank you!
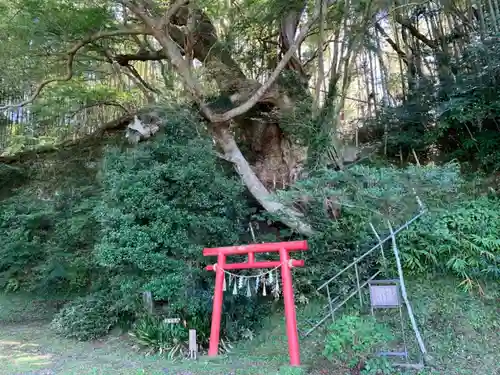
[5,0,489,233]
[0,0,352,235]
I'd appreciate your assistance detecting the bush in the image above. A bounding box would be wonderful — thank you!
[399,196,500,288]
[129,314,237,359]
[366,33,500,172]
[323,315,394,374]
[0,163,27,199]
[51,293,120,340]
[277,160,498,291]
[0,189,99,295]
[93,105,265,342]
[0,104,271,342]
[276,162,465,292]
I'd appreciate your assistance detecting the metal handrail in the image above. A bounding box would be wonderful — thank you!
[301,195,426,338]
[302,270,382,337]
[317,208,425,291]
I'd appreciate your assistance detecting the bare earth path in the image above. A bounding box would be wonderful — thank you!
[1,322,175,375]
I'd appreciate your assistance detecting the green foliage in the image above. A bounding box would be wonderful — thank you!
[28,79,142,125]
[0,163,27,198]
[0,0,112,91]
[280,161,498,292]
[0,188,99,295]
[282,162,462,227]
[50,292,121,341]
[129,314,236,359]
[279,99,316,145]
[0,135,59,156]
[323,315,394,372]
[220,0,299,78]
[277,162,464,292]
[95,129,248,307]
[370,33,500,172]
[91,106,266,342]
[399,196,500,288]
[277,366,306,375]
[0,104,269,343]
[0,0,149,148]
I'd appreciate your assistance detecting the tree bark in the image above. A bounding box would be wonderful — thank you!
[279,2,309,82]
[213,124,313,236]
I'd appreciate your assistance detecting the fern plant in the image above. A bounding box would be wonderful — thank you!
[399,197,500,289]
[129,314,234,358]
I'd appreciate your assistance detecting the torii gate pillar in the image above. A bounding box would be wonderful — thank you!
[203,240,308,367]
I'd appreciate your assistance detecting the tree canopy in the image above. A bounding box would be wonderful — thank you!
[1,0,499,235]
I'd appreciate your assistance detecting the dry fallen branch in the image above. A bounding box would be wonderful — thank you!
[0,28,149,111]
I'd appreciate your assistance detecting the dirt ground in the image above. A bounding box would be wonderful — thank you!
[0,321,283,375]
[1,278,499,375]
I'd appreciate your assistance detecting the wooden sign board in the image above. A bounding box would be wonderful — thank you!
[369,284,401,308]
[163,318,181,324]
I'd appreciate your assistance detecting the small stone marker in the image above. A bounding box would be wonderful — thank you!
[189,329,198,360]
[142,291,154,314]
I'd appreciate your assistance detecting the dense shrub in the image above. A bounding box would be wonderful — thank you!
[91,105,266,345]
[323,315,394,374]
[51,292,121,340]
[278,161,499,293]
[0,189,99,295]
[367,34,500,172]
[0,105,271,344]
[277,162,465,292]
[2,99,498,351]
[0,163,27,199]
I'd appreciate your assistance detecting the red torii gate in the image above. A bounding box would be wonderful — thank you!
[203,240,308,366]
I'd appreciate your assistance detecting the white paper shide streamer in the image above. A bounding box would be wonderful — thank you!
[216,263,283,299]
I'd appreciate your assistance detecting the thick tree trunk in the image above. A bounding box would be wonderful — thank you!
[252,124,301,189]
[213,124,312,235]
[236,106,307,190]
[168,5,310,190]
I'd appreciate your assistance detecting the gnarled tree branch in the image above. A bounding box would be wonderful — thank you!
[0,28,149,110]
[68,101,131,118]
[394,14,439,49]
[115,48,168,65]
[280,1,309,80]
[375,22,408,65]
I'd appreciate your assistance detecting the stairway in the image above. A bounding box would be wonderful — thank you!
[299,207,425,338]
